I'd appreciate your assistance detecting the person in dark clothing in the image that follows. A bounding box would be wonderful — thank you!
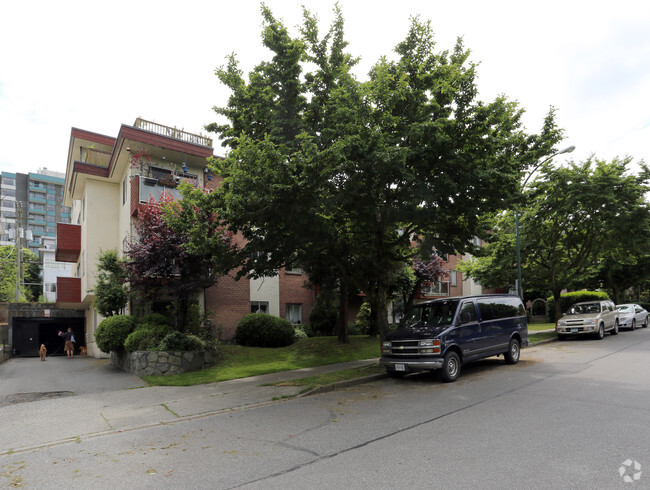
[59,327,75,359]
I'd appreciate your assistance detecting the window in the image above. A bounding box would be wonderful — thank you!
[60,216,70,224]
[122,176,127,205]
[286,304,302,324]
[251,301,269,314]
[458,302,477,324]
[421,281,450,296]
[448,270,457,287]
[3,189,16,198]
[1,177,15,186]
[285,266,302,274]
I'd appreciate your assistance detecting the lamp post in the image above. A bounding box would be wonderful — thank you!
[515,145,575,298]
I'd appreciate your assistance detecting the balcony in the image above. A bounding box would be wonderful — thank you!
[55,223,81,262]
[134,118,213,148]
[57,277,81,303]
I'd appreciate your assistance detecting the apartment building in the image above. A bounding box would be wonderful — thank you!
[0,170,71,256]
[56,118,315,356]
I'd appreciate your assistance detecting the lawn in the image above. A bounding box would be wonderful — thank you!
[143,336,381,387]
[143,326,559,387]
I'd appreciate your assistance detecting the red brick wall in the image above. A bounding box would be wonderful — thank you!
[206,272,250,341]
[279,270,316,325]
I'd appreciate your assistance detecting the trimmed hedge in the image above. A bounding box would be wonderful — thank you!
[547,291,610,323]
[235,313,295,348]
[159,331,206,351]
[95,315,136,353]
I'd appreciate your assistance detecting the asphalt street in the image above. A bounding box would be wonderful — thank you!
[1,328,649,489]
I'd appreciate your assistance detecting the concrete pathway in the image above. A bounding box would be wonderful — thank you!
[0,356,381,455]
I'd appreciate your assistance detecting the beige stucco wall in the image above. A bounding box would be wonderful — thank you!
[250,275,280,316]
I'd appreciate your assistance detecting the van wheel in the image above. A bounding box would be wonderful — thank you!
[611,321,619,335]
[440,351,460,383]
[595,323,605,340]
[504,339,521,364]
[386,368,406,379]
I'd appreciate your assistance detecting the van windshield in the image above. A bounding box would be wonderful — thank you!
[403,300,459,327]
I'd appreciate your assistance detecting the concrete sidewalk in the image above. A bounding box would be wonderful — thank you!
[0,357,382,455]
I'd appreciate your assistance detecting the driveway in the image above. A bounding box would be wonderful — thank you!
[0,356,146,405]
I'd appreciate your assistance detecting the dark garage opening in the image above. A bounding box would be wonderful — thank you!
[12,318,85,357]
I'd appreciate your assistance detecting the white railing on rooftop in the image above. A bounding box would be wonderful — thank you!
[134,118,213,148]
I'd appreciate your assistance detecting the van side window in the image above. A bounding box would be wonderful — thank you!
[478,297,523,320]
[459,302,477,324]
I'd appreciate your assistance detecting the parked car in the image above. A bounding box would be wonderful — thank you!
[380,295,528,382]
[555,300,619,340]
[615,304,649,330]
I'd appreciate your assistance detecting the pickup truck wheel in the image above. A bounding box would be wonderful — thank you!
[504,339,521,364]
[611,321,619,335]
[440,351,461,383]
[596,323,605,340]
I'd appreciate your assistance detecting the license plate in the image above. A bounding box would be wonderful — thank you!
[395,363,406,372]
[571,328,579,333]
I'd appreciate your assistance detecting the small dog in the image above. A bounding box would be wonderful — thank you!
[39,344,47,361]
[80,346,87,356]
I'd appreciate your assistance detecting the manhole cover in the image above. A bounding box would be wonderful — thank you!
[1,391,74,406]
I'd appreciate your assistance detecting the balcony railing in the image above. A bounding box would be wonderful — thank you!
[134,118,213,148]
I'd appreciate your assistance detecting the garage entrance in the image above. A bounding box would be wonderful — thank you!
[12,317,86,357]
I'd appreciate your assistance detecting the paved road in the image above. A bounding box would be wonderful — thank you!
[1,329,648,488]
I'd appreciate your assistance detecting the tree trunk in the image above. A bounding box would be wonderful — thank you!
[371,283,388,338]
[337,282,349,343]
[553,289,563,323]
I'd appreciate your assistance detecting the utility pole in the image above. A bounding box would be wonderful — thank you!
[15,202,23,301]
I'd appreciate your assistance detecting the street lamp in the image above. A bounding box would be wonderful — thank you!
[515,145,575,298]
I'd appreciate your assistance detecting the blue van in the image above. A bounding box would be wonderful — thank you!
[380,295,528,382]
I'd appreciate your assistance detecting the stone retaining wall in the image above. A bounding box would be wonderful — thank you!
[111,349,218,376]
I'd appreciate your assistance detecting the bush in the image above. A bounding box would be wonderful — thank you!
[309,295,338,336]
[354,302,372,335]
[547,291,610,323]
[141,313,171,327]
[235,313,295,347]
[159,331,206,351]
[124,328,161,352]
[95,315,136,353]
[294,326,308,340]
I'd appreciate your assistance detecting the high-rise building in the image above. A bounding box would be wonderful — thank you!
[0,169,72,256]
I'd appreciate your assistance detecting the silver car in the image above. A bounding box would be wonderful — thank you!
[616,304,649,330]
[556,300,619,340]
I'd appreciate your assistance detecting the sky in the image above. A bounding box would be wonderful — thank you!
[1,0,649,176]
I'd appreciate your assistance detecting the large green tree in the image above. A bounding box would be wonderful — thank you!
[460,157,650,317]
[190,6,562,341]
[0,245,41,302]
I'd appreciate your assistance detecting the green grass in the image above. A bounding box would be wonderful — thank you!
[528,322,555,331]
[271,364,386,389]
[529,330,558,343]
[142,336,381,387]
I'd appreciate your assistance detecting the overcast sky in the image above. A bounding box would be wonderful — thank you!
[1,0,648,176]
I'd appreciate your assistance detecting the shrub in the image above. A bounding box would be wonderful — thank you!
[309,295,338,336]
[235,313,295,347]
[159,331,206,351]
[124,328,161,352]
[141,313,171,327]
[95,315,135,353]
[354,302,372,335]
[547,291,610,323]
[294,326,308,340]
